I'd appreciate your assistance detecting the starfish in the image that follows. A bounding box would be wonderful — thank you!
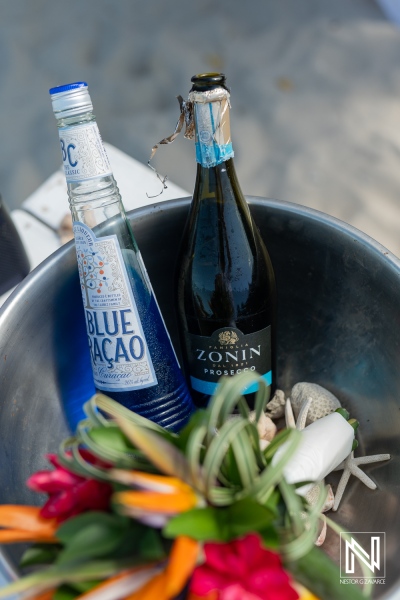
[332,451,391,511]
[284,396,312,431]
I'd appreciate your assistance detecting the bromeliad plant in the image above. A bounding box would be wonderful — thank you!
[0,372,368,600]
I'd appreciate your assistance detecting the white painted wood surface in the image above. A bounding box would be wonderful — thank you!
[0,143,189,307]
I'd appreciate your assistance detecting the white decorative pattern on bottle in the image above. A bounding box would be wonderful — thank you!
[58,122,112,182]
[73,222,157,392]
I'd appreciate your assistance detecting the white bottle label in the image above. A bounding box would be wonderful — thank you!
[59,122,112,182]
[73,222,157,392]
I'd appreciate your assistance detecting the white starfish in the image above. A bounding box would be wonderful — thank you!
[332,451,391,511]
[285,396,312,431]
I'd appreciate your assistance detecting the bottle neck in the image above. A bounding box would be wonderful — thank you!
[55,110,123,225]
[193,157,246,205]
[55,111,95,128]
[192,92,234,169]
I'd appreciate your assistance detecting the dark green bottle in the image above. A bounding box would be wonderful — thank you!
[176,73,277,407]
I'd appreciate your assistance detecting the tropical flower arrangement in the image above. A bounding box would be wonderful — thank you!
[0,372,371,600]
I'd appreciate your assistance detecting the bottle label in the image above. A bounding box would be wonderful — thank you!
[58,122,112,182]
[185,326,272,395]
[73,222,158,392]
[194,98,234,168]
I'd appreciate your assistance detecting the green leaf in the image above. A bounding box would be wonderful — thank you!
[103,520,166,562]
[259,524,280,549]
[220,445,244,487]
[186,423,208,491]
[224,498,275,540]
[230,426,259,490]
[0,558,140,598]
[57,512,128,545]
[56,512,129,565]
[83,395,110,427]
[175,409,208,452]
[253,376,271,422]
[249,428,302,503]
[164,498,275,543]
[53,580,101,599]
[206,374,253,444]
[115,416,200,490]
[57,438,109,481]
[70,580,102,593]
[78,424,150,470]
[286,546,366,600]
[263,489,280,516]
[53,585,79,600]
[203,417,255,496]
[279,522,318,562]
[262,427,295,462]
[278,478,305,539]
[138,528,166,561]
[163,507,222,541]
[207,486,237,506]
[87,425,133,453]
[95,394,166,433]
[20,544,61,568]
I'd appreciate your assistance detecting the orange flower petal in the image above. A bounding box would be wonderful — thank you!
[165,536,199,598]
[0,506,57,535]
[110,470,194,494]
[30,591,57,600]
[0,529,57,544]
[124,571,167,600]
[115,490,197,514]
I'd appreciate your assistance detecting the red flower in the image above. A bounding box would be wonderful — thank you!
[26,451,113,522]
[190,534,299,600]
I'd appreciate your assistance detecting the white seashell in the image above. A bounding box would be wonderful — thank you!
[305,483,334,513]
[249,411,277,441]
[315,516,327,546]
[265,389,285,419]
[259,439,270,451]
[290,382,341,425]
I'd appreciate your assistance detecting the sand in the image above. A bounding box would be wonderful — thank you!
[2,0,400,255]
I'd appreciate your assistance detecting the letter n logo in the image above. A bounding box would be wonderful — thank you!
[340,532,385,579]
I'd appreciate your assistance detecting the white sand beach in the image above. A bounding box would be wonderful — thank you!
[2,0,400,254]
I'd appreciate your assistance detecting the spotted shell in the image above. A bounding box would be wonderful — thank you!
[290,382,341,425]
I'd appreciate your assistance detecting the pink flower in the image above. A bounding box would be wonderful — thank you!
[27,451,113,521]
[190,534,299,600]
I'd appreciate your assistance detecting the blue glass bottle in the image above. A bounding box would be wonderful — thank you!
[49,82,194,432]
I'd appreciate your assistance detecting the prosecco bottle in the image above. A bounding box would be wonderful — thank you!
[49,81,194,431]
[176,73,276,407]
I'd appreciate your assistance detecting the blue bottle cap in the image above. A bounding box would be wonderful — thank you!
[49,81,92,119]
[49,82,88,95]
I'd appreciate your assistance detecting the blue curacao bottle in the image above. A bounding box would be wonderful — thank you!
[49,81,194,432]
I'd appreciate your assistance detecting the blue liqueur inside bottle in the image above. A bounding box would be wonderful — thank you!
[49,82,194,431]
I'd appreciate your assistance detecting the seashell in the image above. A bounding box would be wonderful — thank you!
[249,411,277,441]
[290,382,341,425]
[315,516,327,546]
[305,482,334,513]
[265,389,285,419]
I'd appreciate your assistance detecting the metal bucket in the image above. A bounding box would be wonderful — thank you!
[0,197,399,598]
